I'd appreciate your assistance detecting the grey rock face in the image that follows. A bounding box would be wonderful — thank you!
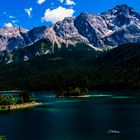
[53,17,90,46]
[74,13,109,48]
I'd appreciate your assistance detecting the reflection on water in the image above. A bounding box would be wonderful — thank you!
[0,90,140,140]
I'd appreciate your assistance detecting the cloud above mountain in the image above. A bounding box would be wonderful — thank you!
[58,0,76,5]
[25,8,33,18]
[43,6,75,23]
[58,0,64,3]
[66,0,76,5]
[37,0,46,5]
[9,16,15,19]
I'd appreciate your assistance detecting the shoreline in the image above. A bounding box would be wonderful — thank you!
[57,95,90,98]
[0,101,41,111]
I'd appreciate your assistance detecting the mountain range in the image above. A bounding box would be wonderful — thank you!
[0,4,140,63]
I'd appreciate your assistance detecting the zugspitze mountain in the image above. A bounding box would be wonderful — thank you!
[0,4,140,63]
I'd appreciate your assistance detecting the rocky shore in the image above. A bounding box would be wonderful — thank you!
[0,102,41,111]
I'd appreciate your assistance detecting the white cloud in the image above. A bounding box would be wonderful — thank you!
[66,0,75,5]
[9,16,15,19]
[37,0,46,5]
[4,23,13,27]
[25,8,33,17]
[12,20,18,23]
[58,0,64,3]
[43,6,75,23]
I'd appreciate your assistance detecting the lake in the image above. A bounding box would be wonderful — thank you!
[1,90,140,140]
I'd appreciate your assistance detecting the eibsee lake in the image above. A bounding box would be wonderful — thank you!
[1,90,140,140]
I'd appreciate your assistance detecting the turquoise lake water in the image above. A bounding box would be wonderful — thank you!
[0,90,140,140]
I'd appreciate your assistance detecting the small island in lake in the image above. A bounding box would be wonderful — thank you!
[56,87,89,97]
[0,91,39,111]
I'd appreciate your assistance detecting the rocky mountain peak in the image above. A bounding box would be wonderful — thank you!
[103,4,135,15]
[0,26,29,51]
[101,4,140,30]
[74,12,109,47]
[114,4,133,11]
[53,17,77,39]
[0,26,28,35]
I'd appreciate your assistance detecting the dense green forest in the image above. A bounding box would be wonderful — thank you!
[0,43,139,91]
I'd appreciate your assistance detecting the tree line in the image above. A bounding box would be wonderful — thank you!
[0,92,34,106]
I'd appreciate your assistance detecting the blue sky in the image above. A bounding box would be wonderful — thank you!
[0,0,140,29]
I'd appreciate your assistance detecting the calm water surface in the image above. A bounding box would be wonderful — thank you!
[1,90,140,140]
